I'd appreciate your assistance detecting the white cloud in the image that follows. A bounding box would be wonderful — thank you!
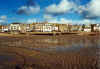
[45,0,74,14]
[48,19,58,23]
[48,18,72,24]
[78,6,87,13]
[0,19,7,25]
[43,14,54,20]
[78,0,100,18]
[27,19,34,23]
[0,15,7,24]
[87,0,100,16]
[48,18,95,24]
[0,20,5,23]
[59,18,72,24]
[76,19,96,24]
[83,19,91,23]
[0,15,7,20]
[18,6,40,15]
[81,19,92,24]
[26,19,37,23]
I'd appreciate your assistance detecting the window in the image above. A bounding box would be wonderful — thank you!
[12,26,17,30]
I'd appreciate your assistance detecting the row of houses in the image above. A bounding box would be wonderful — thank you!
[82,24,100,32]
[0,22,100,33]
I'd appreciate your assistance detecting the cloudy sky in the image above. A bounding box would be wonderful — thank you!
[0,0,100,24]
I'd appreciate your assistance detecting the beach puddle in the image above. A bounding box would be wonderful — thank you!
[0,53,24,65]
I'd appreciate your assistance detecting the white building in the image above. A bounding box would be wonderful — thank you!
[9,23,21,32]
[42,24,52,32]
[84,28,91,32]
[94,24,100,32]
[1,25,9,32]
[34,23,59,32]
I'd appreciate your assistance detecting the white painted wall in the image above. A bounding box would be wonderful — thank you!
[10,24,21,31]
[42,26,52,32]
[84,29,91,32]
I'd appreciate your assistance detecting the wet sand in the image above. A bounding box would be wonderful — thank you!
[0,33,99,69]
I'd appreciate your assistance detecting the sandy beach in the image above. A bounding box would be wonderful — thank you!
[0,32,98,69]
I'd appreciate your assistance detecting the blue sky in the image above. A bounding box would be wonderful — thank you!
[0,0,100,24]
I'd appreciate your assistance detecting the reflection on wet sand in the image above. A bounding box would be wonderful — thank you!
[0,35,99,69]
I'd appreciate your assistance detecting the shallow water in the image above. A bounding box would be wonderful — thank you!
[32,36,99,53]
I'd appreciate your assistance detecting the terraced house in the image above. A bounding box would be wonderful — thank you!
[9,23,31,34]
[0,25,2,32]
[58,24,72,32]
[32,22,59,32]
[1,25,9,32]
